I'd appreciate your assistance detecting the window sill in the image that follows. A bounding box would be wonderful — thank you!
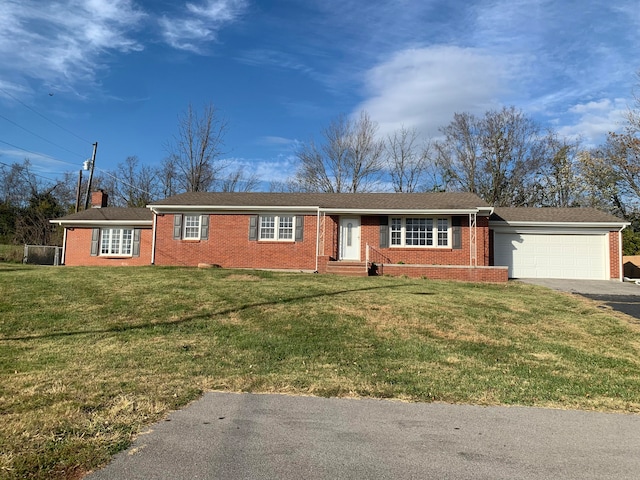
[388,246,452,250]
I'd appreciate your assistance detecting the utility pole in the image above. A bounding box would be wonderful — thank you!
[83,142,98,210]
[75,169,83,213]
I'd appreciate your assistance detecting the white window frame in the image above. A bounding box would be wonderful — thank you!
[183,215,201,240]
[259,214,295,242]
[100,228,133,256]
[389,216,451,248]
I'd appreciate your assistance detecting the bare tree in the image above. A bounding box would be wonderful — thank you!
[579,148,633,221]
[158,156,178,198]
[166,102,228,192]
[533,135,584,207]
[435,106,549,206]
[219,167,260,192]
[0,159,70,245]
[106,156,160,207]
[293,111,384,192]
[386,126,431,192]
[434,112,482,194]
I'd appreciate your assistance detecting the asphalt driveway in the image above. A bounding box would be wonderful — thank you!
[517,278,640,320]
[86,392,640,480]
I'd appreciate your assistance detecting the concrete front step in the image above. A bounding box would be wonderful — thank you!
[326,261,369,277]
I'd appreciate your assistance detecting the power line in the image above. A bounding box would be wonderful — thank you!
[0,138,79,167]
[0,159,62,184]
[0,86,92,144]
[0,138,156,198]
[96,167,155,197]
[0,112,86,159]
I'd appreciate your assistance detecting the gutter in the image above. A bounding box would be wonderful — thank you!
[50,219,153,227]
[149,205,489,216]
[489,220,630,229]
[149,205,316,213]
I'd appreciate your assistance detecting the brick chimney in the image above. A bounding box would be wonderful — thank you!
[91,190,108,208]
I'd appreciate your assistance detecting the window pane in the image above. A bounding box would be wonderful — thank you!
[425,218,433,246]
[184,215,200,239]
[111,229,121,253]
[437,218,448,246]
[405,218,427,246]
[122,229,133,255]
[260,216,275,239]
[100,229,110,254]
[390,218,402,246]
[279,216,293,240]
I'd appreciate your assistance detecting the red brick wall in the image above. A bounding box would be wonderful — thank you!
[609,230,622,280]
[381,264,508,282]
[316,215,339,259]
[153,213,319,270]
[64,227,152,266]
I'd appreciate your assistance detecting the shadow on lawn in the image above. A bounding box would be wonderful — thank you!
[2,283,415,341]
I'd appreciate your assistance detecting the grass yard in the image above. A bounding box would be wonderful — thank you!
[1,264,640,479]
[0,245,22,263]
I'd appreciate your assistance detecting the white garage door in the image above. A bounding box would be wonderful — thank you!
[494,232,608,279]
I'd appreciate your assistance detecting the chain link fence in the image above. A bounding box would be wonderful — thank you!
[23,245,62,266]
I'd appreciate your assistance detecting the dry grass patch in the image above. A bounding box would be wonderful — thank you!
[1,265,640,479]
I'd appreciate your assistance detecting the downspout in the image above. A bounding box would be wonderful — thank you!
[618,225,626,281]
[61,226,67,265]
[151,211,157,265]
[315,207,320,272]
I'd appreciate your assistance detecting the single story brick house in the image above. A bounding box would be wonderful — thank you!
[51,190,628,282]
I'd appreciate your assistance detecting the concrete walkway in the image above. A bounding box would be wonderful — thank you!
[86,392,640,480]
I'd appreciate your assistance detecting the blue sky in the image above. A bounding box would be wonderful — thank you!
[1,0,639,189]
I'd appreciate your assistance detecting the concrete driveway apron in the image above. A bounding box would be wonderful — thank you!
[516,279,640,320]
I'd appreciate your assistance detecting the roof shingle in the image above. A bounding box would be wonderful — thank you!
[491,207,626,224]
[55,207,152,222]
[149,192,489,210]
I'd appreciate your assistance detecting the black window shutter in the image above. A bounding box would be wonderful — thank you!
[248,215,258,241]
[90,228,100,256]
[132,229,141,257]
[452,216,462,249]
[200,215,209,240]
[295,216,304,241]
[173,214,182,240]
[379,216,389,248]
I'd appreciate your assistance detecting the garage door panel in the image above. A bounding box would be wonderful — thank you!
[494,233,607,280]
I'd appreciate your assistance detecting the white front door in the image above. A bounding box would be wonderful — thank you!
[339,217,361,260]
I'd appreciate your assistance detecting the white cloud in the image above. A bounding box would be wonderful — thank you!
[159,0,247,53]
[356,46,505,137]
[257,136,298,147]
[558,98,628,145]
[0,0,144,91]
[224,154,297,185]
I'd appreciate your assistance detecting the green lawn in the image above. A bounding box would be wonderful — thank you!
[0,245,22,263]
[1,264,640,479]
